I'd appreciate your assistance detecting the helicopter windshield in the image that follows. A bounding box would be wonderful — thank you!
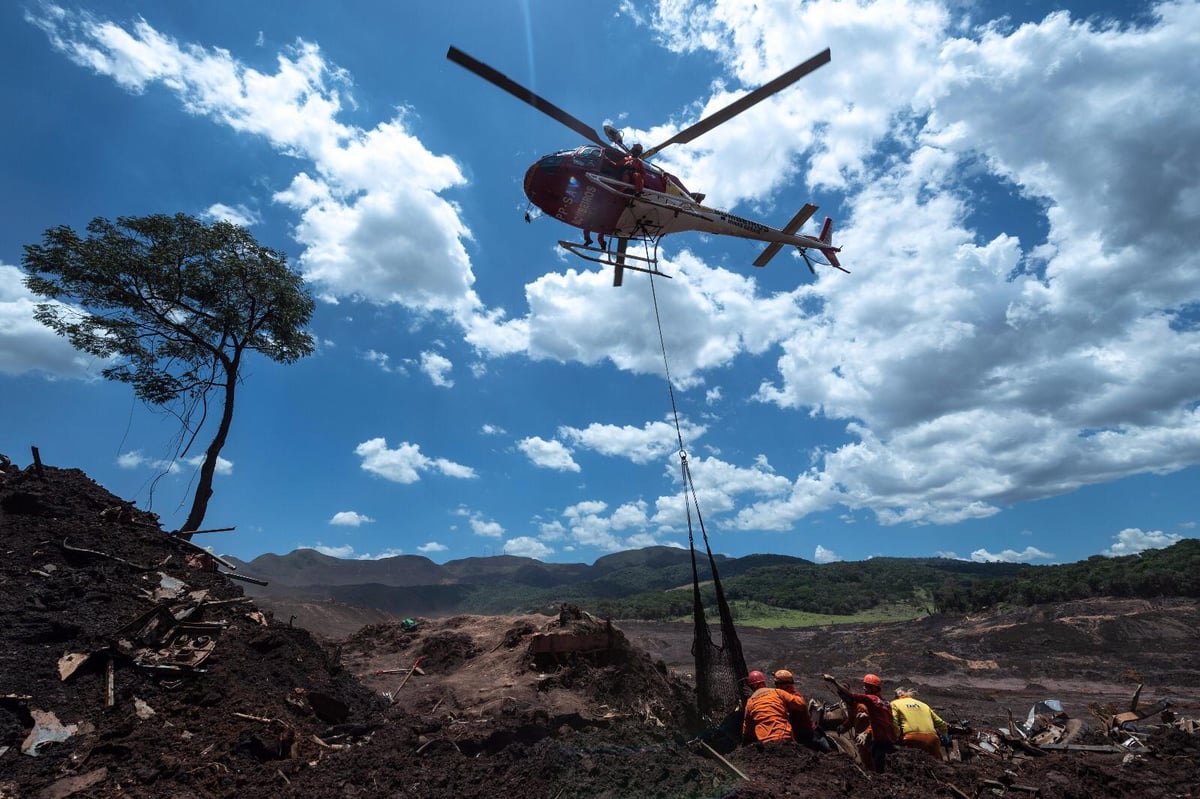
[571,146,601,166]
[536,153,567,175]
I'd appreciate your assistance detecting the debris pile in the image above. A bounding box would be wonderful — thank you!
[0,461,388,797]
[0,460,730,797]
[1,456,1197,798]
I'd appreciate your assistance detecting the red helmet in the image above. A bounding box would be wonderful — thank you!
[862,673,883,689]
[773,669,794,685]
[747,670,767,688]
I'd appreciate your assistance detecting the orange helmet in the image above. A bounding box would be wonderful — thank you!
[747,670,767,688]
[773,669,794,685]
[862,673,883,689]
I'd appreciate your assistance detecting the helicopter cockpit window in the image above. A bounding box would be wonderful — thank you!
[571,146,601,167]
[538,154,565,174]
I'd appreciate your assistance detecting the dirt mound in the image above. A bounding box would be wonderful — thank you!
[2,458,1197,798]
[340,603,701,739]
[0,463,390,797]
[0,462,730,797]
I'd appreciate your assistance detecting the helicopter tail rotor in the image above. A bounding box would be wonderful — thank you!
[755,207,848,274]
[818,216,833,244]
[817,216,845,271]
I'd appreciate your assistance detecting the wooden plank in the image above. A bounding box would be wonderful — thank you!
[105,657,115,708]
[1135,699,1172,720]
[1039,742,1133,753]
[222,571,268,586]
[166,533,238,570]
[699,741,749,782]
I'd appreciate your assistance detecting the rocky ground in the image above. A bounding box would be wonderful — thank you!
[1,459,1197,797]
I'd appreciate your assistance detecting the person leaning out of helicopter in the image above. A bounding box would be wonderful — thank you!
[623,143,645,194]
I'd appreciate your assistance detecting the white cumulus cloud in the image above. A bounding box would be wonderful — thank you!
[1103,528,1184,557]
[354,438,476,483]
[814,545,841,563]
[0,265,101,379]
[419,350,454,388]
[518,436,580,472]
[969,546,1054,564]
[27,5,482,321]
[504,536,553,559]
[329,511,374,527]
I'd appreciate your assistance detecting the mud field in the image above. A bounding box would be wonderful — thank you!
[1,461,1197,798]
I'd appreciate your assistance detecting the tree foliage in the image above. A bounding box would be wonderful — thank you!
[937,539,1200,611]
[22,213,315,532]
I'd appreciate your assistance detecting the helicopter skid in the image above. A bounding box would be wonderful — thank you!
[557,240,672,279]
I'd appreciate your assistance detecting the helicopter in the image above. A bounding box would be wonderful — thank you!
[446,46,847,287]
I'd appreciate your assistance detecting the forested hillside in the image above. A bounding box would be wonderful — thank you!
[934,537,1200,611]
[238,540,1199,621]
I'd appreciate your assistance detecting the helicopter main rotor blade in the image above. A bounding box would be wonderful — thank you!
[642,48,831,159]
[447,46,606,148]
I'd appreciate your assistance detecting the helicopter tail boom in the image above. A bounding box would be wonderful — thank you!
[754,210,847,273]
[753,204,819,267]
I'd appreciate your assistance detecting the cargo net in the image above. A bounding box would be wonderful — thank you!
[682,453,749,722]
[645,269,747,723]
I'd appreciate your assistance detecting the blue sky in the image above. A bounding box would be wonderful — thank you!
[2,1,1197,567]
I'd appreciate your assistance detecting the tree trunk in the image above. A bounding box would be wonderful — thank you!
[180,354,239,538]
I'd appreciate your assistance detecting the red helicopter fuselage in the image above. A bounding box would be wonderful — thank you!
[523,145,690,236]
[448,44,842,283]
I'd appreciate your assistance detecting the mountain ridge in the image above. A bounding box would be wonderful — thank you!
[227,539,1200,620]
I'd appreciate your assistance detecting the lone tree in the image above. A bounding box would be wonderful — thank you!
[22,213,315,535]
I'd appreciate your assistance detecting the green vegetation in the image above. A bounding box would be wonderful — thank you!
[684,599,926,628]
[22,214,315,533]
[934,538,1200,611]
[264,540,1200,621]
[535,540,1199,620]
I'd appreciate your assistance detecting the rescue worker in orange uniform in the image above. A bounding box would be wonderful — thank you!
[837,693,875,767]
[741,670,812,744]
[891,688,950,760]
[823,672,898,772]
[623,143,646,194]
[772,669,830,751]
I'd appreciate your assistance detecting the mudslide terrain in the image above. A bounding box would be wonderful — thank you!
[2,462,1196,797]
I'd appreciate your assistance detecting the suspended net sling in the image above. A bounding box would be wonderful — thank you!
[682,455,749,721]
[646,267,748,723]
